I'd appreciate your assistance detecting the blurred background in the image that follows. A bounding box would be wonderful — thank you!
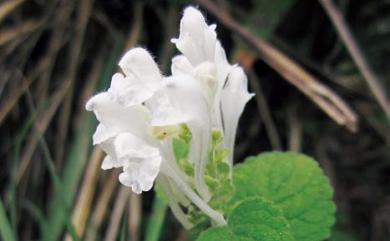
[1,0,390,240]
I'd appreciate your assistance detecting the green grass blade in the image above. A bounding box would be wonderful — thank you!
[0,199,16,241]
[144,197,168,241]
[45,38,124,241]
[37,126,81,241]
[119,213,128,241]
[21,200,49,240]
[6,99,48,240]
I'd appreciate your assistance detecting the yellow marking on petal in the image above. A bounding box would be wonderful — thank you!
[151,125,182,140]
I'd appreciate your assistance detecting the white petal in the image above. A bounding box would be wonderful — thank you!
[101,155,120,170]
[220,67,254,164]
[173,34,204,66]
[149,74,212,199]
[108,73,155,106]
[108,73,127,94]
[172,7,217,66]
[86,92,108,112]
[99,139,123,169]
[98,132,158,163]
[92,123,117,145]
[146,92,188,126]
[86,92,153,143]
[148,75,209,126]
[192,61,218,106]
[214,41,234,89]
[98,132,162,193]
[112,132,159,159]
[118,155,161,194]
[109,48,163,106]
[187,121,211,200]
[118,47,161,84]
[223,66,252,92]
[171,55,193,76]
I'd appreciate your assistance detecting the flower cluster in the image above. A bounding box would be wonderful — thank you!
[86,7,253,227]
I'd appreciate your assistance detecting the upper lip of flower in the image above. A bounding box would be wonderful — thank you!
[108,47,163,107]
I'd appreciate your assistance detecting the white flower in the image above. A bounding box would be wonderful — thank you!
[171,7,253,165]
[86,92,161,194]
[221,67,254,164]
[86,46,227,226]
[147,74,212,199]
[86,5,253,228]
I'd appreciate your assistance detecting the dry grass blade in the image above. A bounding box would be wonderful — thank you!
[0,51,54,125]
[55,0,94,164]
[85,171,119,241]
[319,0,390,120]
[158,5,178,72]
[0,0,25,24]
[79,49,106,109]
[0,20,43,46]
[63,147,103,241]
[0,78,32,125]
[128,192,141,241]
[11,2,72,179]
[35,1,73,104]
[247,69,282,150]
[287,106,302,152]
[124,1,144,49]
[16,80,71,182]
[195,0,358,132]
[103,186,130,241]
[83,3,144,241]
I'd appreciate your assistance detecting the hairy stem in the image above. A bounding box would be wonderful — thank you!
[156,176,192,230]
[161,162,227,226]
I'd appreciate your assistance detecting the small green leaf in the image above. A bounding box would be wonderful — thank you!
[197,227,253,241]
[196,198,294,241]
[229,198,295,241]
[232,152,336,241]
[173,138,189,161]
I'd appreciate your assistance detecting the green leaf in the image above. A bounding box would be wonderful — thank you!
[197,227,253,241]
[229,198,294,241]
[197,227,235,241]
[232,152,336,241]
[196,198,294,241]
